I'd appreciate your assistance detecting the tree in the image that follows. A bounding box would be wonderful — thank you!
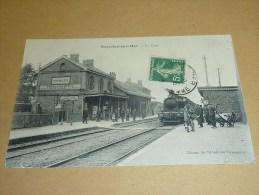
[16,64,37,103]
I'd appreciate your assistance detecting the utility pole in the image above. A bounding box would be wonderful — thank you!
[35,63,41,103]
[202,55,210,86]
[217,68,223,86]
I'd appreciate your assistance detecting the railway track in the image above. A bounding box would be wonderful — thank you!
[6,128,119,159]
[113,117,158,128]
[6,119,164,168]
[8,128,111,151]
[48,126,174,167]
[7,119,158,158]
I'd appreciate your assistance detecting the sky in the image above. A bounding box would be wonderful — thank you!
[21,35,239,104]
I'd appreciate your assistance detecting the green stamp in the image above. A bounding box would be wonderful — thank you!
[149,57,185,83]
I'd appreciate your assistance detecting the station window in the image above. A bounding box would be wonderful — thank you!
[60,63,66,71]
[89,76,95,90]
[99,79,104,92]
[107,81,112,92]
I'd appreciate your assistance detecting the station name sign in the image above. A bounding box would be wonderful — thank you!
[51,77,70,85]
[39,84,81,90]
[60,96,79,101]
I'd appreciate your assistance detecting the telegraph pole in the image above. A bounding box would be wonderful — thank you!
[217,68,223,86]
[34,63,41,103]
[202,55,210,86]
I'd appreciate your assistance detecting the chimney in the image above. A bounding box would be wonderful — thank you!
[109,72,116,79]
[126,78,131,82]
[83,59,94,68]
[138,80,142,86]
[70,54,79,62]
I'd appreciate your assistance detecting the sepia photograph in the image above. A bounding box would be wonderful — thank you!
[5,35,255,168]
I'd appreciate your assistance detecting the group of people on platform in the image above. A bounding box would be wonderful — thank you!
[110,109,138,122]
[82,108,146,124]
[183,104,218,133]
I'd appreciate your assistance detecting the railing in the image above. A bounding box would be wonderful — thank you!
[11,113,57,129]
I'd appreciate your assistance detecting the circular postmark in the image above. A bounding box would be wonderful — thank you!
[168,64,198,95]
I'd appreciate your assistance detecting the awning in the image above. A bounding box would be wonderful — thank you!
[84,93,128,99]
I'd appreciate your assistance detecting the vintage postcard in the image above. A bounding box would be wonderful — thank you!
[5,35,255,168]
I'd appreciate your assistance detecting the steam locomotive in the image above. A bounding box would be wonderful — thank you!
[158,93,195,126]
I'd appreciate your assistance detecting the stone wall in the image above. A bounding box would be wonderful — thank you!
[38,95,84,122]
[201,89,244,122]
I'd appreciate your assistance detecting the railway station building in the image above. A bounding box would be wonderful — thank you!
[36,54,152,122]
[114,79,153,117]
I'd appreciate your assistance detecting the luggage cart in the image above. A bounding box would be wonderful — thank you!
[216,112,238,127]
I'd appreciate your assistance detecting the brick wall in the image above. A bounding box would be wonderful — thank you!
[86,72,114,93]
[202,89,244,122]
[39,72,83,87]
[38,95,84,122]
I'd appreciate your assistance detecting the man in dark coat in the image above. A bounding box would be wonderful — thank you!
[203,105,210,125]
[195,105,203,127]
[83,109,88,124]
[132,109,137,121]
[115,110,118,122]
[104,108,109,121]
[96,110,101,122]
[208,104,217,128]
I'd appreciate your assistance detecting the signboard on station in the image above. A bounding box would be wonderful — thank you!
[60,96,79,101]
[51,77,70,84]
[39,84,81,90]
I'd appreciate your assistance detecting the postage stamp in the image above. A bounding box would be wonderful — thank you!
[171,64,198,95]
[149,57,185,83]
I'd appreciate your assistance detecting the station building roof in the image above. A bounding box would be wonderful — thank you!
[39,55,114,79]
[114,80,153,99]
[198,86,238,91]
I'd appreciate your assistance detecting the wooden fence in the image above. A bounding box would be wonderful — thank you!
[11,113,58,129]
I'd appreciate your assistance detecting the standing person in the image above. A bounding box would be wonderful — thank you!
[184,105,195,132]
[96,110,101,122]
[104,108,109,121]
[195,105,203,128]
[203,105,210,125]
[126,109,130,121]
[132,108,137,121]
[141,110,145,119]
[200,105,204,123]
[83,109,88,124]
[183,105,190,132]
[38,105,43,114]
[115,110,118,122]
[111,111,116,122]
[208,104,217,128]
[188,107,195,132]
[120,109,125,122]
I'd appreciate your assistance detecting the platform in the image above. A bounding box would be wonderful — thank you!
[118,123,255,166]
[9,116,157,140]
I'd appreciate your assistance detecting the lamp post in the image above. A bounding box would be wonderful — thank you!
[60,101,64,125]
[70,101,74,125]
